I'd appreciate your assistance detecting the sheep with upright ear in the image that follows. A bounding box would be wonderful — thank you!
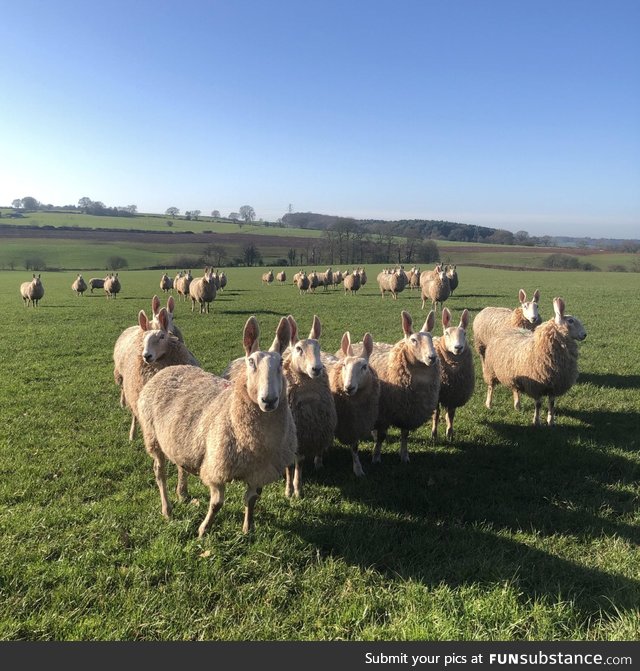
[20,274,44,307]
[71,274,87,296]
[420,263,450,312]
[189,268,216,313]
[136,316,297,537]
[482,297,586,425]
[104,273,121,299]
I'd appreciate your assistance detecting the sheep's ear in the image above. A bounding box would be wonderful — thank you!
[363,333,373,359]
[157,308,170,332]
[401,310,413,337]
[441,308,451,329]
[309,315,321,340]
[422,310,436,334]
[518,289,526,303]
[167,295,175,315]
[553,297,565,323]
[270,317,291,354]
[533,289,540,303]
[152,295,161,316]
[287,315,298,344]
[340,332,351,356]
[138,310,150,331]
[243,316,260,356]
[460,309,469,330]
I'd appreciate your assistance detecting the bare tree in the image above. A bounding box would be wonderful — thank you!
[165,206,180,218]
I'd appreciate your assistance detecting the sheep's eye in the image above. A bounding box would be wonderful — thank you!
[568,318,574,324]
[362,364,367,371]
[296,345,303,355]
[248,358,256,370]
[159,334,165,340]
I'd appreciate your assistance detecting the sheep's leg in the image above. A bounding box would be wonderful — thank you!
[351,443,365,477]
[547,396,556,426]
[372,428,386,463]
[176,466,189,502]
[119,388,126,408]
[512,389,521,411]
[198,483,225,538]
[242,486,262,534]
[399,428,410,463]
[128,414,137,441]
[532,399,542,426]
[152,452,172,519]
[485,382,494,409]
[431,407,440,442]
[421,296,426,310]
[445,407,456,442]
[293,456,303,498]
[284,464,294,498]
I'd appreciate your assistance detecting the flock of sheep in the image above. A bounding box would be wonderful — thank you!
[100,264,586,538]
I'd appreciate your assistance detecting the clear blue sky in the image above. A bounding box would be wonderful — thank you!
[1,0,638,238]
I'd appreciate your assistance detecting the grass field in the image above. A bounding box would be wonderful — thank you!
[1,266,639,640]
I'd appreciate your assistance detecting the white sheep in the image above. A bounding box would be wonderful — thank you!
[104,273,121,299]
[296,271,310,294]
[175,270,192,301]
[282,315,337,498]
[71,274,87,296]
[431,308,475,442]
[446,264,459,295]
[189,268,217,313]
[276,270,287,283]
[219,271,228,291]
[482,297,587,426]
[343,270,361,295]
[262,269,274,284]
[377,267,407,299]
[420,263,450,312]
[20,274,45,307]
[359,310,441,463]
[160,273,173,293]
[324,331,380,477]
[136,316,297,537]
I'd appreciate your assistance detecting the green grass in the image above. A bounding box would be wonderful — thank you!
[1,266,639,640]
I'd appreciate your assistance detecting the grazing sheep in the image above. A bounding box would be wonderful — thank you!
[262,269,274,284]
[276,270,287,283]
[175,270,192,301]
[189,268,217,313]
[89,277,106,293]
[325,331,380,477]
[115,306,200,441]
[446,265,459,295]
[296,271,310,294]
[136,316,296,537]
[343,269,361,295]
[377,267,407,299]
[473,289,542,361]
[160,273,173,293]
[104,273,121,299]
[360,310,440,463]
[283,315,337,498]
[420,264,450,312]
[20,274,45,307]
[71,274,87,296]
[432,308,475,442]
[482,297,587,426]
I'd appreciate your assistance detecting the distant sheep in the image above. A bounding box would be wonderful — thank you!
[189,268,217,313]
[432,308,475,442]
[219,271,227,291]
[317,267,333,291]
[20,274,45,307]
[276,270,287,283]
[175,270,192,301]
[296,271,310,294]
[308,271,319,292]
[420,263,450,312]
[136,316,296,536]
[343,269,361,295]
[482,297,586,425]
[89,277,106,293]
[104,273,121,299]
[71,274,87,297]
[262,269,274,284]
[160,273,173,293]
[377,267,407,299]
[446,265,459,295]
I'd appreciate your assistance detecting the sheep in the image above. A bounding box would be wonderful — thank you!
[175,270,192,301]
[89,277,106,293]
[219,271,227,291]
[160,273,173,293]
[377,267,407,299]
[343,269,361,295]
[262,269,274,284]
[20,274,45,307]
[282,315,337,498]
[324,331,380,477]
[431,308,475,442]
[71,274,87,296]
[211,269,221,291]
[308,271,319,292]
[136,315,296,537]
[473,289,542,361]
[420,263,450,312]
[296,271,310,294]
[482,297,587,426]
[332,269,343,288]
[276,270,287,283]
[317,267,333,291]
[357,310,440,463]
[104,273,121,299]
[357,267,367,286]
[408,267,421,290]
[115,306,200,441]
[189,267,217,313]
[446,264,459,295]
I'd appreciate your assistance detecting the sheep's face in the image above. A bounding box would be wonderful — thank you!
[340,356,371,396]
[290,339,324,378]
[405,332,437,367]
[142,329,171,364]
[245,351,284,412]
[443,325,467,356]
[561,314,587,341]
[521,300,540,324]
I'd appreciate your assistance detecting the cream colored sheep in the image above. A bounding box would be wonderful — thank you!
[377,267,407,299]
[446,264,459,295]
[262,269,274,284]
[420,264,450,312]
[317,267,333,291]
[160,273,173,293]
[482,297,586,426]
[296,271,310,294]
[136,316,296,537]
[175,270,192,301]
[325,331,380,477]
[276,270,287,283]
[308,271,319,292]
[189,268,217,313]
[104,273,121,299]
[343,270,361,295]
[20,274,45,307]
[432,308,475,442]
[71,274,87,296]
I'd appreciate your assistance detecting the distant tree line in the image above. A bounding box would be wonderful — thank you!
[10,196,138,218]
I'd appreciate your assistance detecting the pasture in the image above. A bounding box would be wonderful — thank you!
[0,266,639,640]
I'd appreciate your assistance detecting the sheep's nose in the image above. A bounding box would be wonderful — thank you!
[346,385,356,395]
[143,353,153,363]
[428,355,436,365]
[312,366,323,376]
[261,396,278,411]
[454,345,463,354]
